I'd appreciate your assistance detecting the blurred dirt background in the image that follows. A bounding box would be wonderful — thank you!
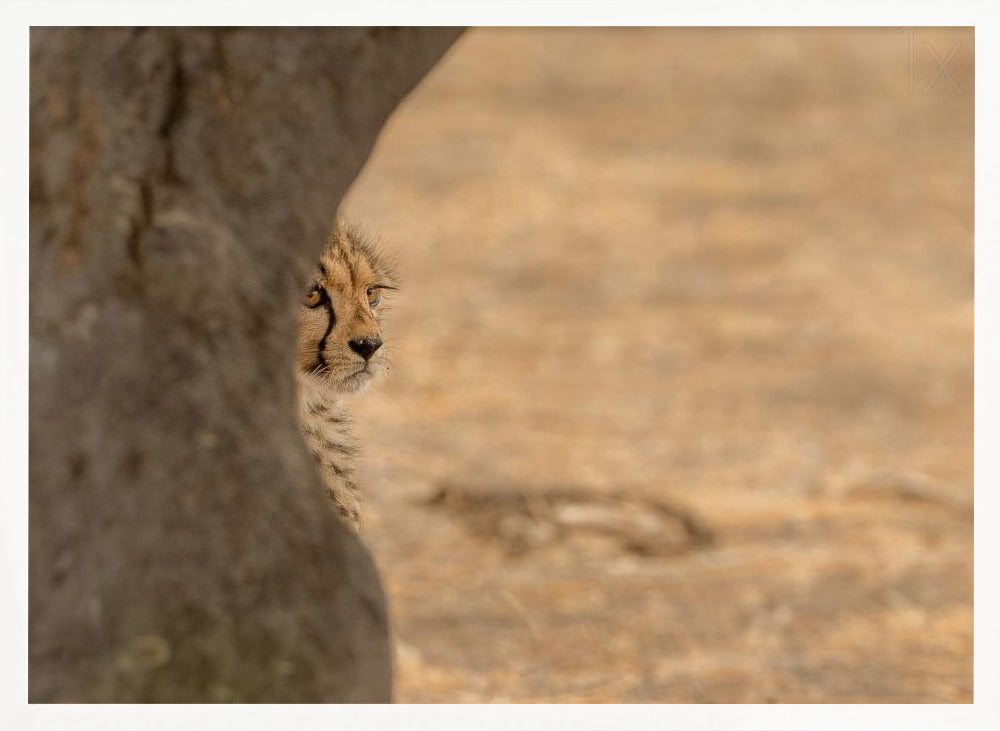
[340,28,973,702]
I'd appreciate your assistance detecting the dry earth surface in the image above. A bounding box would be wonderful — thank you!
[341,28,973,702]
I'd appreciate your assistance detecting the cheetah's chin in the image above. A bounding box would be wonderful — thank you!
[340,367,377,394]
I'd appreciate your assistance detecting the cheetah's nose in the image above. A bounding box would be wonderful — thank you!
[349,337,383,361]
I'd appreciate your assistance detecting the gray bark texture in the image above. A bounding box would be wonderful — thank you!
[29,27,462,702]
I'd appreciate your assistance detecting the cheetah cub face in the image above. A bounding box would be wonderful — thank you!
[296,222,396,395]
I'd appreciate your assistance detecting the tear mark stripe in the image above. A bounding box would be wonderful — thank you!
[315,287,335,370]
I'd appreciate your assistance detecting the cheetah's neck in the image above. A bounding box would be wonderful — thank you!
[296,375,362,531]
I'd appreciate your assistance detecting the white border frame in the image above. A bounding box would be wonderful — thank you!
[2,2,994,730]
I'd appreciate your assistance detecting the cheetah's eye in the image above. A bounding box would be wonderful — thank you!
[305,284,325,308]
[367,287,381,308]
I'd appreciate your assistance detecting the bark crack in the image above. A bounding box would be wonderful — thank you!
[126,180,153,274]
[123,30,189,282]
[212,28,234,101]
[158,32,188,185]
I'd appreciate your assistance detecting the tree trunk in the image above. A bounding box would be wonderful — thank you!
[29,27,462,702]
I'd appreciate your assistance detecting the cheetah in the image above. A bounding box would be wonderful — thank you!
[296,220,397,532]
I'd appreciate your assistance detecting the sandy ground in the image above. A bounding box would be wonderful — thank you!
[341,28,973,703]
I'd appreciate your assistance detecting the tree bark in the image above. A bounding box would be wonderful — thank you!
[29,26,462,702]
